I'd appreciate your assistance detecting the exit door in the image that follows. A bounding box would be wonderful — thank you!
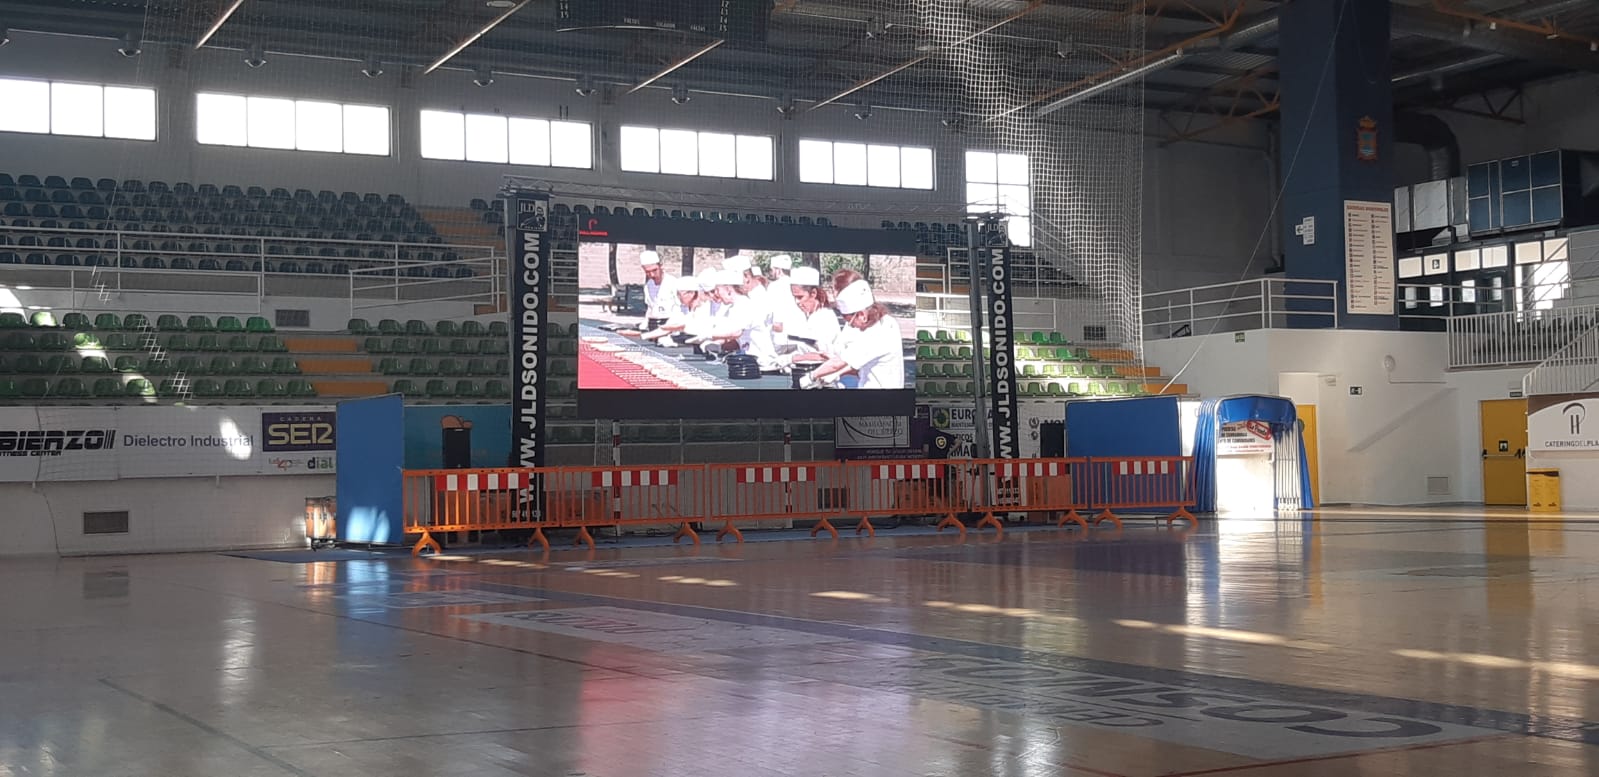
[1480,398,1527,506]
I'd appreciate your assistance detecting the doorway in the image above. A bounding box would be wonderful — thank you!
[1480,398,1528,506]
[1298,405,1320,506]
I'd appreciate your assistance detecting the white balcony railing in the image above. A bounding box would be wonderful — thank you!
[1523,321,1599,396]
[1141,278,1338,340]
[1445,304,1599,369]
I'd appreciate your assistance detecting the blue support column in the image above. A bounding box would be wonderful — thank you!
[1279,0,1396,330]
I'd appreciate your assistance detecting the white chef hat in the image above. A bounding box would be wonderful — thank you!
[723,254,752,274]
[696,272,719,292]
[714,269,745,288]
[835,280,875,315]
[790,266,820,287]
[769,255,793,270]
[639,250,661,266]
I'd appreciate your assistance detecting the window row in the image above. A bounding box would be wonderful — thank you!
[0,78,156,140]
[196,93,390,156]
[418,110,592,168]
[619,126,774,180]
[797,140,934,190]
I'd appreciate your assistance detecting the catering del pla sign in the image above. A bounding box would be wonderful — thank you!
[0,405,336,482]
[1528,395,1599,451]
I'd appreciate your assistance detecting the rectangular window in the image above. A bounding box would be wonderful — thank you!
[196,92,388,155]
[798,139,935,190]
[0,77,155,140]
[965,150,1031,247]
[420,109,591,169]
[619,125,772,180]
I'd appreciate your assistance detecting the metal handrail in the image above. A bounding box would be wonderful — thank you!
[1141,278,1339,339]
[1523,322,1599,396]
[1445,303,1599,369]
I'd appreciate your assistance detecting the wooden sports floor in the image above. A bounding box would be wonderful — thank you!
[3,511,1596,776]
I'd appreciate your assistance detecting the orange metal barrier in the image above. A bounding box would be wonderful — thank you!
[398,455,1198,555]
[704,462,845,540]
[838,460,958,538]
[402,468,545,555]
[1086,456,1197,528]
[541,464,708,548]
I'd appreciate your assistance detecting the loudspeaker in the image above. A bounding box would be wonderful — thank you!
[1039,420,1065,458]
[442,427,472,469]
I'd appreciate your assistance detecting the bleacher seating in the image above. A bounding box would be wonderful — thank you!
[911,327,1153,398]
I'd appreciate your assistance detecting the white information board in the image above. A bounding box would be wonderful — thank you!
[1343,200,1396,316]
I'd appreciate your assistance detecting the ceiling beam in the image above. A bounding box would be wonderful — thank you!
[195,0,247,50]
[627,39,725,95]
[422,0,532,75]
[1391,3,1599,73]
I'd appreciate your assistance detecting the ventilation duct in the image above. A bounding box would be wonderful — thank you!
[1395,112,1461,181]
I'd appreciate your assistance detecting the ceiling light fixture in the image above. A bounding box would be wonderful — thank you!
[671,83,691,105]
[117,32,142,57]
[473,66,494,87]
[243,43,266,68]
[853,101,872,121]
[361,56,383,78]
[574,74,595,97]
[486,0,516,7]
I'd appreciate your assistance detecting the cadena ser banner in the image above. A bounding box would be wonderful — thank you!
[0,405,336,482]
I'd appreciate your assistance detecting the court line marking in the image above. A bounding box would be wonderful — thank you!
[99,678,317,777]
[1156,734,1514,776]
[470,581,1599,747]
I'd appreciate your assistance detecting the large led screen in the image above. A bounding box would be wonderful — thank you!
[577,242,918,418]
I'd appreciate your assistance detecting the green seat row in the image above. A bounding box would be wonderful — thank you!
[2,331,286,353]
[0,376,316,400]
[363,337,505,356]
[915,329,973,344]
[376,357,508,377]
[347,318,522,338]
[0,354,292,376]
[390,379,509,399]
[1,312,273,333]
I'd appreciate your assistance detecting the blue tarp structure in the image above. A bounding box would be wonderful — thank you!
[336,394,405,544]
[1193,395,1315,513]
[1065,396,1182,458]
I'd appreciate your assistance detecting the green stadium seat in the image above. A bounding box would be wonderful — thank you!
[126,378,156,399]
[420,338,446,355]
[239,357,270,374]
[13,355,45,373]
[92,377,122,398]
[43,355,77,374]
[450,338,475,355]
[464,358,491,376]
[36,333,69,351]
[556,340,577,356]
[460,320,486,338]
[362,336,389,353]
[390,338,417,354]
[245,316,273,333]
[5,332,36,351]
[405,320,431,336]
[916,345,934,360]
[407,358,436,375]
[0,312,27,329]
[477,339,500,356]
[917,363,936,378]
[454,380,483,398]
[0,379,19,399]
[1021,364,1038,377]
[101,333,136,350]
[216,316,244,333]
[1046,382,1066,396]
[73,332,102,350]
[225,335,253,352]
[1048,331,1066,344]
[54,377,87,398]
[437,358,464,376]
[492,358,508,374]
[485,380,508,398]
[223,379,253,398]
[550,359,573,376]
[256,379,286,398]
[29,311,57,328]
[156,379,186,398]
[424,379,453,398]
[197,335,223,352]
[270,357,300,374]
[935,346,955,360]
[122,313,150,331]
[113,355,141,373]
[286,379,317,398]
[1028,331,1048,345]
[156,314,185,331]
[934,330,950,342]
[61,313,91,331]
[257,335,287,352]
[143,357,173,376]
[916,330,933,343]
[186,316,215,332]
[163,334,193,351]
[487,321,507,338]
[193,378,223,398]
[377,319,403,335]
[0,355,7,373]
[208,357,239,374]
[377,357,403,375]
[435,321,460,338]
[391,379,419,396]
[20,378,49,399]
[174,356,205,374]
[1089,382,1108,397]
[346,318,374,334]
[80,356,111,373]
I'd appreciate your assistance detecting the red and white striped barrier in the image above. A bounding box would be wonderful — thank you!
[737,465,816,483]
[592,468,678,487]
[871,462,944,480]
[1117,459,1172,476]
[435,471,528,491]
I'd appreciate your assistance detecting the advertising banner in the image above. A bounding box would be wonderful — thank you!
[508,190,552,470]
[1218,420,1274,456]
[983,245,1021,459]
[0,405,335,482]
[833,407,953,460]
[1528,395,1599,451]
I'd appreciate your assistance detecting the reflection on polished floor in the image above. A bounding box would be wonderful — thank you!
[3,512,1598,776]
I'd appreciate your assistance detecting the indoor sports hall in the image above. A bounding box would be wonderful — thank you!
[2,1,1598,775]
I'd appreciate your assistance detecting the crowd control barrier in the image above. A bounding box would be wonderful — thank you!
[398,455,1198,555]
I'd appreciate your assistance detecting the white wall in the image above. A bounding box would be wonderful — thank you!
[0,32,1271,284]
[0,474,332,556]
[1147,329,1526,506]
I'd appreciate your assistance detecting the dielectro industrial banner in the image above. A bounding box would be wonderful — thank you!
[509,191,551,469]
[0,405,336,482]
[983,245,1021,459]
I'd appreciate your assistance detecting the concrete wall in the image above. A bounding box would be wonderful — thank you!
[1146,329,1526,506]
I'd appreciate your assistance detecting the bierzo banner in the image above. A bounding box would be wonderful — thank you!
[0,405,336,482]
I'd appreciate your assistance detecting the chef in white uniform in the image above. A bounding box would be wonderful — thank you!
[639,250,677,330]
[642,271,715,345]
[774,266,841,358]
[724,254,770,313]
[691,268,781,369]
[765,254,800,324]
[800,279,905,390]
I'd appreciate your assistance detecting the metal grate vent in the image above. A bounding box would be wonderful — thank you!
[1426,476,1451,496]
[83,510,130,534]
[274,309,311,328]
